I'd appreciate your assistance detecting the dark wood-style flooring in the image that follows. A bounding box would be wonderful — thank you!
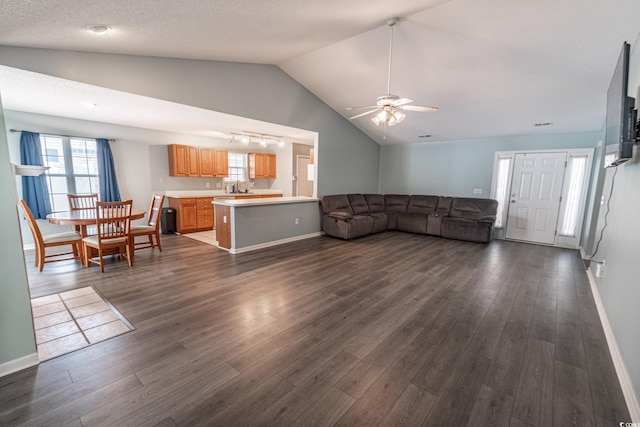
[1,232,630,426]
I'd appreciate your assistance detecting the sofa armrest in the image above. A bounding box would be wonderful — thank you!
[327,211,353,220]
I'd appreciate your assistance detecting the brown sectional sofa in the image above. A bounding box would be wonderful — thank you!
[320,194,498,243]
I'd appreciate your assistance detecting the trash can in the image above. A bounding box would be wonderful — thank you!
[161,207,176,234]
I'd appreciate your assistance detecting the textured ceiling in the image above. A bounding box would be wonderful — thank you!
[1,0,640,145]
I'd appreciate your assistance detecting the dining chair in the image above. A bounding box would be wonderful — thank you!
[18,199,83,271]
[130,194,165,253]
[83,200,133,272]
[67,193,98,234]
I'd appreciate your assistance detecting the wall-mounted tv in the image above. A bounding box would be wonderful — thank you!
[605,42,636,167]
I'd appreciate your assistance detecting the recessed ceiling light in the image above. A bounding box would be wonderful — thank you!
[86,25,111,35]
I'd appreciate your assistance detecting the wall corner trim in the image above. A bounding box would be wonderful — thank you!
[586,268,640,422]
[0,353,39,378]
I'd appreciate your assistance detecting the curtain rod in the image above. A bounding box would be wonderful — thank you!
[9,129,115,142]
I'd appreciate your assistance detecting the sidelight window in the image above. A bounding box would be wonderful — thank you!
[493,156,512,229]
[558,155,588,237]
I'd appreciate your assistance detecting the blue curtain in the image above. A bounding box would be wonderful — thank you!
[96,138,121,202]
[20,131,52,218]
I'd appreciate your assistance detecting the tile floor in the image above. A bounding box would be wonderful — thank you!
[182,229,217,246]
[31,287,134,361]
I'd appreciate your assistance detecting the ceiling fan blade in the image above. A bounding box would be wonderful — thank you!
[388,97,413,106]
[346,105,378,111]
[401,105,439,112]
[349,109,380,120]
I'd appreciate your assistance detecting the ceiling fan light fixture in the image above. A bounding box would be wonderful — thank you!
[347,17,437,127]
[388,110,405,126]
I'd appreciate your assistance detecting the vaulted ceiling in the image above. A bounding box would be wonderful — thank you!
[1,0,640,145]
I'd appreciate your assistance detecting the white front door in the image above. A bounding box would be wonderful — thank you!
[505,152,567,244]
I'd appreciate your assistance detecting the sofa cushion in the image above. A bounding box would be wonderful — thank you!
[397,214,428,234]
[436,197,453,216]
[449,198,498,220]
[407,195,439,215]
[384,194,410,213]
[347,194,370,215]
[348,215,375,239]
[369,212,388,233]
[364,194,385,213]
[320,195,353,215]
[441,217,493,243]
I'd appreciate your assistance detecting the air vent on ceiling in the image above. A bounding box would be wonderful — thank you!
[418,134,432,138]
[533,122,553,127]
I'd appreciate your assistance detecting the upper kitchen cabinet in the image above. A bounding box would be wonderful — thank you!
[248,152,276,179]
[169,145,228,177]
[215,149,229,177]
[199,147,216,177]
[168,144,199,177]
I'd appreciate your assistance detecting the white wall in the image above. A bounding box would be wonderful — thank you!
[0,93,37,374]
[584,32,640,417]
[0,45,381,197]
[379,131,600,197]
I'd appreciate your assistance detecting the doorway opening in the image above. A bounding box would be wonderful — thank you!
[490,148,593,248]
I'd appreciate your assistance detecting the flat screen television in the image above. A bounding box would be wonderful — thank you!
[605,42,636,167]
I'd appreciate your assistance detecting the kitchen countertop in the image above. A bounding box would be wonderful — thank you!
[213,196,317,207]
[164,189,283,198]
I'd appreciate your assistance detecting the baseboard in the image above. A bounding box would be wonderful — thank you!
[580,246,589,260]
[586,268,640,422]
[0,353,39,378]
[229,232,322,254]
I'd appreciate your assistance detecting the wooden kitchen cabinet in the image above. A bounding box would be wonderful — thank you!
[215,149,229,177]
[196,197,214,229]
[168,144,199,177]
[199,148,216,177]
[168,197,214,233]
[266,154,276,178]
[248,153,276,179]
[169,145,228,178]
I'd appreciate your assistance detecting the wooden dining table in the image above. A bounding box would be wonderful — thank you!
[47,208,146,266]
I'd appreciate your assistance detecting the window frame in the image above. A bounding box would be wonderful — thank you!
[225,152,248,183]
[491,148,593,248]
[40,134,99,212]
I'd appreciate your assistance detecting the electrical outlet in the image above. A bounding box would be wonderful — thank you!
[295,217,300,225]
[473,188,482,194]
[216,182,222,188]
[159,177,164,183]
[595,260,605,278]
[206,182,210,188]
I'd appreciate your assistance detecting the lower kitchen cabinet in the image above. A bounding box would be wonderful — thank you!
[168,197,214,233]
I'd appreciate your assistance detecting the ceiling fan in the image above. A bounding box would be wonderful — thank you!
[346,17,438,126]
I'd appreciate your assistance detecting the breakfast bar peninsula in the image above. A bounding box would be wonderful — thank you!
[213,196,320,254]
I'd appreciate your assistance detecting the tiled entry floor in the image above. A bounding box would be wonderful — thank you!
[31,287,134,361]
[182,229,217,246]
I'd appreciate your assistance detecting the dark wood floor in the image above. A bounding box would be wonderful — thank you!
[1,232,630,426]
